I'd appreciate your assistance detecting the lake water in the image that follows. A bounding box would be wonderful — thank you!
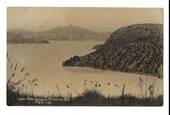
[7,41,163,97]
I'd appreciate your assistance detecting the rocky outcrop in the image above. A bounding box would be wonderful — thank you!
[63,24,163,78]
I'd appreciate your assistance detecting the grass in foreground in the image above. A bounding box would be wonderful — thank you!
[7,54,163,106]
[11,89,163,106]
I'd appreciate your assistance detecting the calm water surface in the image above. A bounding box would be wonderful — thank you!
[7,41,163,97]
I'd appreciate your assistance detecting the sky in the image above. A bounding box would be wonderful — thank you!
[7,7,163,32]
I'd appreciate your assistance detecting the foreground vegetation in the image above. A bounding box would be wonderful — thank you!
[7,54,163,106]
[13,90,162,106]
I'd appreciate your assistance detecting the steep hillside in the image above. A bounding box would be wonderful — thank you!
[63,24,163,78]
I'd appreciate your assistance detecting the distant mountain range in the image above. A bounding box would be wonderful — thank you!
[63,24,163,78]
[7,25,110,43]
[7,29,49,44]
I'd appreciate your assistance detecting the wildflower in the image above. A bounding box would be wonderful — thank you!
[107,82,111,86]
[32,78,38,82]
[95,82,98,87]
[11,72,15,78]
[83,82,87,86]
[66,85,70,88]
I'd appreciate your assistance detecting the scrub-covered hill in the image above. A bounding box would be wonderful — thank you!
[63,24,163,78]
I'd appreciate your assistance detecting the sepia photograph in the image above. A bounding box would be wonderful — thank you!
[7,7,163,106]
